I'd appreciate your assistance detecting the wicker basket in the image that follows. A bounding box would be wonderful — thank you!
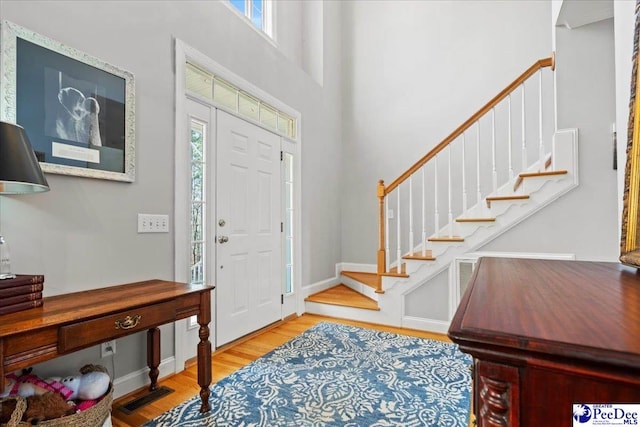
[0,384,113,427]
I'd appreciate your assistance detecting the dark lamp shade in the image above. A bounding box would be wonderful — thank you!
[0,121,49,194]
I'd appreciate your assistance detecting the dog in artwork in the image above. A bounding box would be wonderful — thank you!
[54,87,102,147]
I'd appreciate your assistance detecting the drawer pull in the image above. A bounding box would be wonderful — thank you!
[115,315,141,330]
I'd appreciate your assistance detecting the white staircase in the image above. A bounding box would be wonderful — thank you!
[306,128,578,331]
[305,56,580,333]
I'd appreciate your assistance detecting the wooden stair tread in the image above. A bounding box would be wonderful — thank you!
[514,169,568,191]
[341,270,378,289]
[403,251,436,261]
[381,264,409,278]
[456,217,496,222]
[305,284,379,311]
[486,194,530,207]
[519,169,568,178]
[428,236,464,242]
[486,194,530,201]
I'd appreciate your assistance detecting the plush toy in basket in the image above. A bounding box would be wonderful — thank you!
[0,364,112,426]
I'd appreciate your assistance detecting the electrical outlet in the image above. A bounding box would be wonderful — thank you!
[138,214,170,233]
[101,340,116,358]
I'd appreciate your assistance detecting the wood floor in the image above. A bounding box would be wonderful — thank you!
[111,313,469,427]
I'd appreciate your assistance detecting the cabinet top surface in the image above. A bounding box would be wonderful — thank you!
[448,257,640,366]
[0,279,213,337]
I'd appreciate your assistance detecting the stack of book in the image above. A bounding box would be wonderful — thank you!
[0,275,44,315]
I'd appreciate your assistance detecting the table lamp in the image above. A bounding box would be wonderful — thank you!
[0,121,50,279]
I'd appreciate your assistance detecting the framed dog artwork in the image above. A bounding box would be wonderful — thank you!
[0,21,135,182]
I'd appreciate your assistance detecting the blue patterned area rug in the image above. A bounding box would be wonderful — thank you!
[143,322,472,427]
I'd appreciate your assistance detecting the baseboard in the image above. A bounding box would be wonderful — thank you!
[339,262,376,273]
[112,357,176,399]
[301,275,341,298]
[402,316,450,335]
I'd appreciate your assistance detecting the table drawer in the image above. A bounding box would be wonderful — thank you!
[58,301,176,353]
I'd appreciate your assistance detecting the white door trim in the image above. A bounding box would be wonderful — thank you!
[173,39,302,370]
[281,137,303,316]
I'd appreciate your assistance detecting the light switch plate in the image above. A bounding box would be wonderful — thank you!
[138,214,169,233]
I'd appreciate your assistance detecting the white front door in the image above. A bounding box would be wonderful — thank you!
[216,110,282,346]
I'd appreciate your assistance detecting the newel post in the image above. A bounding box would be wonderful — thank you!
[377,180,386,293]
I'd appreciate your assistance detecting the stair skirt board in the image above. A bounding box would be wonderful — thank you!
[305,284,379,311]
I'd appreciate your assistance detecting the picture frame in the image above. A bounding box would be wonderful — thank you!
[621,2,640,267]
[0,20,135,182]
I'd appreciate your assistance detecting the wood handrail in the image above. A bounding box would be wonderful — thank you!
[383,55,554,195]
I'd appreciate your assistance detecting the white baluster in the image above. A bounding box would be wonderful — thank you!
[409,175,414,256]
[476,123,482,207]
[422,166,427,256]
[491,108,497,194]
[396,187,401,269]
[434,156,439,237]
[448,145,453,237]
[508,94,514,181]
[521,83,527,174]
[538,70,545,171]
[462,133,468,214]
[552,68,557,134]
[551,68,557,169]
[385,194,390,272]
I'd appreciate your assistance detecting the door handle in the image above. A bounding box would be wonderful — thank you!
[218,236,229,244]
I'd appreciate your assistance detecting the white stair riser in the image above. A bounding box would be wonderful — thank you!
[454,221,495,238]
[403,259,433,274]
[488,198,530,216]
[305,301,399,326]
[519,173,568,194]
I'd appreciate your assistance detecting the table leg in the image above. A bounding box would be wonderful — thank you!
[147,327,160,391]
[198,291,212,412]
[0,339,4,395]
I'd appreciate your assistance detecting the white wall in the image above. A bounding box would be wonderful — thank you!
[0,0,342,385]
[484,18,618,261]
[340,0,553,263]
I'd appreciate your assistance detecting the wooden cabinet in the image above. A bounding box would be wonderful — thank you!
[448,257,640,427]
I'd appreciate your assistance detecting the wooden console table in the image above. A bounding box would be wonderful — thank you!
[0,279,214,412]
[449,257,640,427]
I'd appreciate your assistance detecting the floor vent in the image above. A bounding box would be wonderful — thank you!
[117,386,174,414]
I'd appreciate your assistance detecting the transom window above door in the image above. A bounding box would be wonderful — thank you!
[228,0,273,38]
[185,62,296,139]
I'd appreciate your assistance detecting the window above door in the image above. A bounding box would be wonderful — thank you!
[227,0,273,39]
[185,62,296,140]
